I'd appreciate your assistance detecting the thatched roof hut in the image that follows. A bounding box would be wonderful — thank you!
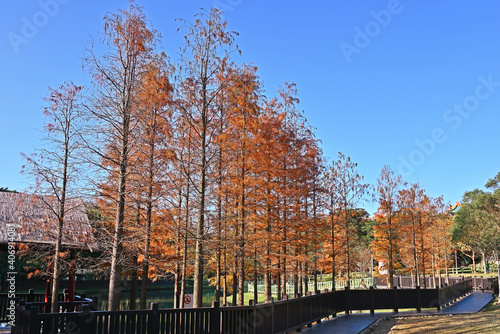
[0,192,95,251]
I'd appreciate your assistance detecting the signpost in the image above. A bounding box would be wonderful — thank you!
[184,294,193,308]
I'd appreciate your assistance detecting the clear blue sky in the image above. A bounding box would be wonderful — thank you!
[1,0,499,214]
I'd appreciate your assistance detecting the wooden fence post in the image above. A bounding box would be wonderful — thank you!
[369,286,374,315]
[392,287,399,313]
[29,306,40,334]
[436,285,441,311]
[416,286,421,313]
[80,304,92,334]
[316,290,321,325]
[175,292,181,309]
[28,289,35,303]
[149,303,159,334]
[211,301,220,334]
[344,287,350,315]
[249,299,256,334]
[271,298,275,334]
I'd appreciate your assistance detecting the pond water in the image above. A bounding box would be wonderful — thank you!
[79,284,216,310]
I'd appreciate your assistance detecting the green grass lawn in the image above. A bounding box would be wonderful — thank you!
[224,292,267,306]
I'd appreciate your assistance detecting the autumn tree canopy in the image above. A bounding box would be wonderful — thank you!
[20,2,470,312]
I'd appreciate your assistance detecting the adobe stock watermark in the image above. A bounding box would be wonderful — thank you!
[7,0,71,54]
[339,0,407,64]
[6,224,17,327]
[213,0,243,13]
[398,74,500,177]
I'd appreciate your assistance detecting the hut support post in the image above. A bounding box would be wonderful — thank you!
[67,249,77,302]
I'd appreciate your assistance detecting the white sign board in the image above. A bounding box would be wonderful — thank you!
[183,294,193,308]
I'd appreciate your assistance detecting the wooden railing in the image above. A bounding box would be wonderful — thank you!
[448,263,499,274]
[9,277,477,334]
[247,277,374,295]
[219,279,474,333]
[374,275,497,291]
[12,303,217,334]
[470,276,498,293]
[0,290,65,323]
[0,290,94,323]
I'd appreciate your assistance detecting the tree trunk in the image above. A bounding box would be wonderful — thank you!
[174,188,183,309]
[193,117,207,308]
[313,190,318,293]
[265,184,272,301]
[215,123,224,303]
[253,244,258,304]
[130,255,138,310]
[180,139,192,309]
[472,251,476,273]
[277,249,281,300]
[420,219,426,289]
[344,208,351,289]
[139,194,153,309]
[412,215,419,287]
[215,187,222,304]
[294,257,299,297]
[223,207,228,306]
[304,263,309,294]
[496,250,500,295]
[331,195,336,290]
[277,271,281,300]
[432,256,437,288]
[238,155,246,306]
[108,115,129,311]
[281,225,287,300]
[140,128,157,309]
[232,271,237,306]
[388,214,394,289]
[445,250,450,285]
[180,182,189,309]
[50,136,69,314]
[481,251,487,274]
[50,216,64,313]
[223,232,227,306]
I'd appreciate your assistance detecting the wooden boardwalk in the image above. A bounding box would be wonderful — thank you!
[2,291,493,334]
[302,291,494,334]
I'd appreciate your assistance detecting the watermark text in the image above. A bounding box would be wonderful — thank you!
[7,0,70,54]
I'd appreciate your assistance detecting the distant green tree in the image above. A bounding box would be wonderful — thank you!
[452,183,500,276]
[0,187,17,193]
[351,208,371,242]
[485,172,500,224]
[484,172,500,293]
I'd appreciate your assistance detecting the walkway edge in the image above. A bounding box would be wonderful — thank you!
[361,292,495,333]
